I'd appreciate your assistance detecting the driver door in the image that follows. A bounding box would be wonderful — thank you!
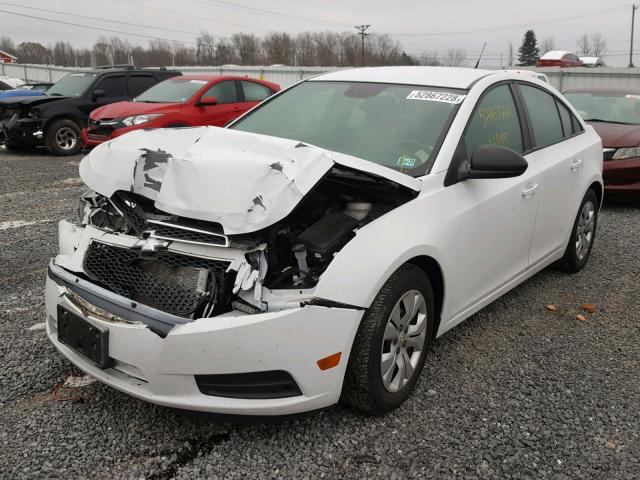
[446,83,540,319]
[198,80,242,126]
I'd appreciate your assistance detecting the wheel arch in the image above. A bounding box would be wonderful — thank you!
[43,113,85,132]
[406,256,445,339]
[589,180,603,208]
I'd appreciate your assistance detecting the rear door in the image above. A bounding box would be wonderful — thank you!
[448,82,540,316]
[515,83,586,264]
[127,74,158,98]
[197,80,240,126]
[238,80,274,114]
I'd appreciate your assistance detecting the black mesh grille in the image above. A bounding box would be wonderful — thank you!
[83,241,230,317]
[150,223,227,246]
[109,192,227,246]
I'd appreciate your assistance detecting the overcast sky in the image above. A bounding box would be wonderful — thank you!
[0,0,637,66]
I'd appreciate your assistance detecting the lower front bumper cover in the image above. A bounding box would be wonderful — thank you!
[45,263,364,415]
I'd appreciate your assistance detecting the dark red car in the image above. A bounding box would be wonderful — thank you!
[537,51,584,68]
[82,75,279,147]
[564,88,640,196]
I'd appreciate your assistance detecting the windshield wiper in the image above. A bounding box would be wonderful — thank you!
[584,118,636,125]
[47,93,64,96]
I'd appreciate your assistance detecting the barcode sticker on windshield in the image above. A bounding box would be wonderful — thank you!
[406,90,466,104]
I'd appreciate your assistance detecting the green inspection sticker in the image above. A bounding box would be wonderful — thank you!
[397,154,417,168]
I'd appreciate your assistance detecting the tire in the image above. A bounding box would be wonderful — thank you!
[45,119,82,156]
[342,264,435,415]
[557,188,598,273]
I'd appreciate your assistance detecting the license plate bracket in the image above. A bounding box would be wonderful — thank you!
[57,305,113,369]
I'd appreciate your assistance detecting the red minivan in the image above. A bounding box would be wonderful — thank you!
[82,75,280,147]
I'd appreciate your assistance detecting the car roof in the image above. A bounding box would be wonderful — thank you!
[309,66,495,90]
[67,69,181,75]
[540,50,574,60]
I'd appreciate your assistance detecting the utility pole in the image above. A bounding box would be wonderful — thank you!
[630,4,638,68]
[354,25,370,67]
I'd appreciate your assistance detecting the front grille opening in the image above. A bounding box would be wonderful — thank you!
[83,241,232,318]
[195,370,302,399]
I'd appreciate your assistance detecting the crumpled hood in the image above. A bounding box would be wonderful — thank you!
[79,126,421,235]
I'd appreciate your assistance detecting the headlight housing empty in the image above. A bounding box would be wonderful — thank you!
[121,114,164,127]
[612,147,640,160]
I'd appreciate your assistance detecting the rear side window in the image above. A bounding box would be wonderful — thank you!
[464,84,524,156]
[519,84,564,148]
[95,76,127,99]
[241,81,272,102]
[128,75,157,97]
[556,100,576,137]
[202,80,237,104]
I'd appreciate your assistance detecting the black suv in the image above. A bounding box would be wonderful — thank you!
[0,67,181,156]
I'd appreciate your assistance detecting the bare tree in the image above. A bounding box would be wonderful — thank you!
[420,51,441,66]
[295,32,315,66]
[262,32,295,65]
[576,33,591,56]
[507,41,514,66]
[92,37,112,66]
[108,37,132,64]
[231,33,261,65]
[0,37,16,56]
[214,39,237,65]
[18,41,49,64]
[196,31,216,65]
[540,37,555,54]
[591,33,607,57]
[444,48,466,67]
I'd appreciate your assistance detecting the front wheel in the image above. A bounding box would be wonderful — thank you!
[342,264,434,415]
[46,119,82,156]
[557,188,599,273]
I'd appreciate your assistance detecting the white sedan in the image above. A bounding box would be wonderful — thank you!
[45,67,602,416]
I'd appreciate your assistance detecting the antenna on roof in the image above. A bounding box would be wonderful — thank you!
[474,42,487,69]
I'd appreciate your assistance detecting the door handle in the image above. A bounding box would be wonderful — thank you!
[522,184,539,198]
[570,158,583,171]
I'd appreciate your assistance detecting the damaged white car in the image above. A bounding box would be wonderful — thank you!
[45,67,603,416]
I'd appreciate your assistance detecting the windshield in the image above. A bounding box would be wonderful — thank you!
[135,78,207,103]
[46,73,97,97]
[231,81,465,175]
[564,91,640,125]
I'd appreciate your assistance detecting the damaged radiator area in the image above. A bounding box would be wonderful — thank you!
[75,165,417,319]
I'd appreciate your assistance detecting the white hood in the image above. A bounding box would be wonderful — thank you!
[80,126,421,235]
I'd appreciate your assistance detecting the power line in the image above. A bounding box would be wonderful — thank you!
[0,8,198,44]
[191,0,353,28]
[388,5,627,37]
[0,1,213,38]
[110,0,268,33]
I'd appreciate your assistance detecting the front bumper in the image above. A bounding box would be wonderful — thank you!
[0,118,44,146]
[603,157,640,196]
[45,224,363,415]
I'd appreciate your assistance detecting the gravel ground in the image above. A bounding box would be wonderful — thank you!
[0,147,638,480]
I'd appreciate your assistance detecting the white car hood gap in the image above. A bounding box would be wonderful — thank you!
[80,126,420,235]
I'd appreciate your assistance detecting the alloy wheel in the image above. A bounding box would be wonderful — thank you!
[380,289,427,393]
[575,200,595,261]
[55,126,78,151]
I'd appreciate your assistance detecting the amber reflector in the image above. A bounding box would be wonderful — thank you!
[317,352,341,370]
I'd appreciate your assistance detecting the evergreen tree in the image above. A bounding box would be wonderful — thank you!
[518,30,540,66]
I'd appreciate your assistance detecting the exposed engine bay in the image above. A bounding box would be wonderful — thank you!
[76,165,417,321]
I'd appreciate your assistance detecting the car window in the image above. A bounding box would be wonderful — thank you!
[241,81,272,102]
[128,75,157,97]
[464,84,524,156]
[95,76,127,98]
[232,81,465,176]
[556,100,575,137]
[202,81,237,104]
[519,84,564,148]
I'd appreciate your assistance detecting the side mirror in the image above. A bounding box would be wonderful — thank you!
[197,96,217,106]
[92,89,106,101]
[466,144,528,179]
